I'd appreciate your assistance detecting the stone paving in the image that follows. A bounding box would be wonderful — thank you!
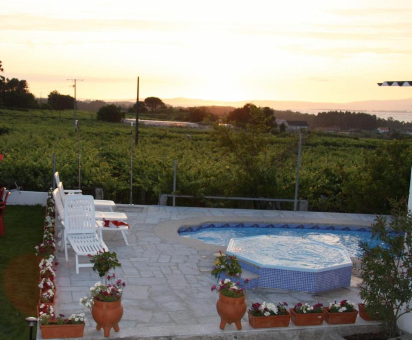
[40,205,383,340]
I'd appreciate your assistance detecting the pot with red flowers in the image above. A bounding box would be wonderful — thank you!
[248,301,291,328]
[323,300,358,324]
[211,278,249,330]
[290,302,324,326]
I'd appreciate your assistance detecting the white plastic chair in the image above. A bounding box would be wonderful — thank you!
[55,185,130,246]
[64,195,108,274]
[54,172,116,211]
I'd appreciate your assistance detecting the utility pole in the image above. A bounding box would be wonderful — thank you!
[67,79,83,129]
[135,77,139,146]
[294,131,302,211]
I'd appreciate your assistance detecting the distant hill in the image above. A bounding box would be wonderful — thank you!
[161,97,412,112]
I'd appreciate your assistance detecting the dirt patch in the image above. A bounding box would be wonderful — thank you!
[344,333,387,340]
[3,253,39,316]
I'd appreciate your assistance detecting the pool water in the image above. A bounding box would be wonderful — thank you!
[179,223,389,257]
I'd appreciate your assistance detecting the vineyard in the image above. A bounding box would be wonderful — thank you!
[0,109,411,215]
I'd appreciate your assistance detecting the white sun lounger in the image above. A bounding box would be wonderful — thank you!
[64,195,108,274]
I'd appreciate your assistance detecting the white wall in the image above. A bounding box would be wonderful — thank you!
[7,191,48,206]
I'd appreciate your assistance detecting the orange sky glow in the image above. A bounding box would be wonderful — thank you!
[1,0,412,103]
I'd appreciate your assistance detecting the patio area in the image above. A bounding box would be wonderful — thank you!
[40,205,383,339]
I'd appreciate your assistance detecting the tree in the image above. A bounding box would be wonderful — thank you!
[226,104,253,126]
[226,104,275,130]
[127,101,147,113]
[97,104,124,122]
[144,97,166,111]
[187,107,218,123]
[48,91,74,110]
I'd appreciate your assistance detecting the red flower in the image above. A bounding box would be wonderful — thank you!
[340,300,347,306]
[244,278,249,283]
[251,303,261,311]
[87,254,93,257]
[211,285,216,291]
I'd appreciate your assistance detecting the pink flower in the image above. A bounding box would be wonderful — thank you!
[211,285,216,291]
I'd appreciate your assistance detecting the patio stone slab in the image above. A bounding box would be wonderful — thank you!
[37,205,387,340]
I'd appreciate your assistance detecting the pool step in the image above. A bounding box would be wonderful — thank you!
[241,269,259,281]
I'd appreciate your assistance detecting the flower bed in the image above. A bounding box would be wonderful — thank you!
[36,189,85,338]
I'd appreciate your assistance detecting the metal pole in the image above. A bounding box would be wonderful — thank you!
[52,154,56,189]
[76,120,81,189]
[25,317,37,340]
[294,131,302,211]
[130,122,133,205]
[73,79,77,128]
[135,77,139,146]
[173,160,177,207]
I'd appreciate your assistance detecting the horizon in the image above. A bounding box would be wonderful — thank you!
[2,0,412,103]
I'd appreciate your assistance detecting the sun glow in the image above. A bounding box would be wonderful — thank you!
[1,0,411,103]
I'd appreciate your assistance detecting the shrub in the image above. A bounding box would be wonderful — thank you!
[97,105,124,122]
[359,202,412,338]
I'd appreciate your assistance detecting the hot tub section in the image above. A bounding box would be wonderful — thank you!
[226,235,353,293]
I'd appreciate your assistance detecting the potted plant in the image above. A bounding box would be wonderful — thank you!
[323,300,358,324]
[40,289,55,304]
[211,278,248,330]
[80,251,124,338]
[248,301,290,328]
[40,266,56,282]
[290,302,324,326]
[39,312,85,339]
[211,250,242,281]
[35,239,56,258]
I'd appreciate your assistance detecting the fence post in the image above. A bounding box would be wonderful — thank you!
[294,131,302,211]
[52,154,56,189]
[173,160,177,207]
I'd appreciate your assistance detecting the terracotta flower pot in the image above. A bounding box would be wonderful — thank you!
[289,308,324,326]
[323,307,358,324]
[358,303,380,321]
[216,293,247,330]
[92,298,123,337]
[40,323,84,339]
[248,310,291,328]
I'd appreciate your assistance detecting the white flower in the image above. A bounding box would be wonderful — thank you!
[267,303,276,312]
[224,279,231,284]
[264,312,270,316]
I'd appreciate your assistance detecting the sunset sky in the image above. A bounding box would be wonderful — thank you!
[1,0,412,103]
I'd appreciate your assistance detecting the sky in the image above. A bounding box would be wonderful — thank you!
[1,0,412,103]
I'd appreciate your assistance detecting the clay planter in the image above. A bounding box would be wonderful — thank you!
[216,293,247,330]
[248,310,291,328]
[358,303,380,321]
[289,308,324,326]
[323,307,358,324]
[40,323,85,339]
[92,298,123,337]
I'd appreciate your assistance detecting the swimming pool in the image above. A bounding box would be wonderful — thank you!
[178,222,387,257]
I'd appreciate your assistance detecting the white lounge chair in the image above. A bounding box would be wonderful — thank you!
[54,186,130,246]
[64,195,108,274]
[54,172,116,211]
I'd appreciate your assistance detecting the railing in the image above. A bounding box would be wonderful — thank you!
[158,194,308,211]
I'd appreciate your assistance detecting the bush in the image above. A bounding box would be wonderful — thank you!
[359,202,412,338]
[97,105,124,122]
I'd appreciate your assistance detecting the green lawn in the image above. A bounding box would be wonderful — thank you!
[0,205,45,340]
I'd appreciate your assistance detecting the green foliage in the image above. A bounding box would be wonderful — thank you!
[0,206,45,340]
[359,203,412,338]
[211,251,242,281]
[89,250,121,278]
[0,109,410,214]
[48,91,74,110]
[97,104,124,122]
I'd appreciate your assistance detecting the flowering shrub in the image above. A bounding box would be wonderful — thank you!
[35,239,56,257]
[38,278,55,291]
[293,302,323,314]
[39,255,55,270]
[328,300,356,313]
[40,289,55,303]
[40,312,85,326]
[88,250,121,279]
[80,274,126,308]
[249,301,289,316]
[211,250,242,281]
[211,278,248,298]
[40,266,56,280]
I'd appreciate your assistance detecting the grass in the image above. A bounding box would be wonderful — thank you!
[0,205,45,340]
